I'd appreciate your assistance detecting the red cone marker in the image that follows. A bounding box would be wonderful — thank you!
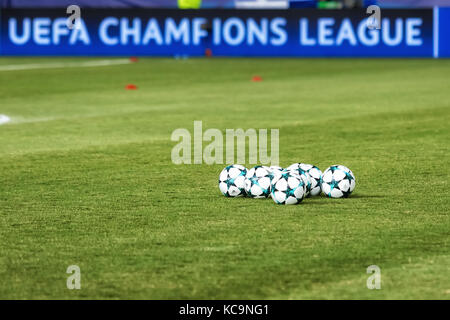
[125,84,138,90]
[130,57,139,62]
[252,75,263,82]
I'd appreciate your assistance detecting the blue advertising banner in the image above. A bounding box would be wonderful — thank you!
[0,9,437,57]
[437,7,450,57]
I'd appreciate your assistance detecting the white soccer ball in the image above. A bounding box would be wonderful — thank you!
[321,165,356,198]
[245,165,272,198]
[271,171,305,205]
[218,164,247,197]
[285,163,312,196]
[298,163,322,197]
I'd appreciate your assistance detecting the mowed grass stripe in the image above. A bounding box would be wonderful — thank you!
[0,101,447,158]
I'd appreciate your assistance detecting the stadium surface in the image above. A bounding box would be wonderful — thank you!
[0,58,449,299]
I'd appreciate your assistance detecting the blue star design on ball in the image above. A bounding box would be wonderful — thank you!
[285,185,296,198]
[329,166,338,173]
[226,176,236,188]
[280,171,290,180]
[329,179,339,191]
[344,171,354,181]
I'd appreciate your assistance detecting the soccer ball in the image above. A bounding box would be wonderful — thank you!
[245,166,272,198]
[218,164,247,197]
[321,165,356,198]
[285,163,312,196]
[271,171,305,205]
[298,163,322,197]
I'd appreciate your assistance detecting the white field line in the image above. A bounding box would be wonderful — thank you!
[0,105,180,127]
[0,115,11,125]
[0,59,132,72]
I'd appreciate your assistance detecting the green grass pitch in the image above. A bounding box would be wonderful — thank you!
[0,57,449,299]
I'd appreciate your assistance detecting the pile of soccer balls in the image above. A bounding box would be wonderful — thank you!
[218,163,356,205]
